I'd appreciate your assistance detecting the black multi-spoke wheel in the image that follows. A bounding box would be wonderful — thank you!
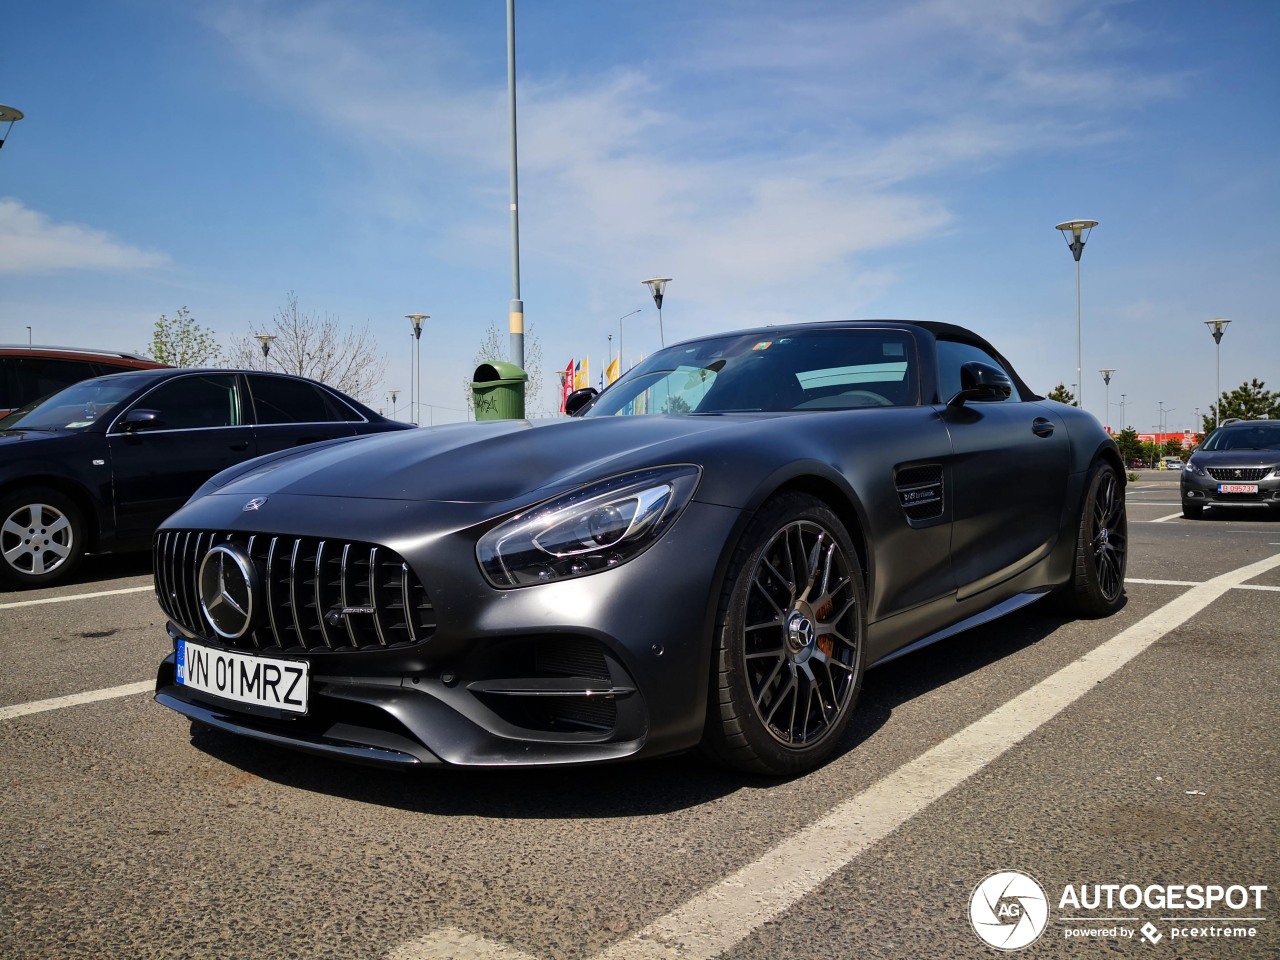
[703,492,866,775]
[1062,461,1127,616]
[0,488,86,587]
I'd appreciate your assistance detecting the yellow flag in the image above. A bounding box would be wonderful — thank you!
[606,357,620,384]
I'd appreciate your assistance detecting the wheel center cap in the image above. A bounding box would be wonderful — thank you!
[1098,527,1109,545]
[786,610,815,656]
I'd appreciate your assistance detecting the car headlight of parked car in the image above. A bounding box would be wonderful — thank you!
[478,465,702,587]
[1186,462,1206,477]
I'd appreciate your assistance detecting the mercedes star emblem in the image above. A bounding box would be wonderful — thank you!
[243,497,268,512]
[197,544,257,639]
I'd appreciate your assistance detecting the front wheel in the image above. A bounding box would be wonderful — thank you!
[1061,462,1127,617]
[0,489,87,587]
[1181,502,1203,519]
[702,492,866,776]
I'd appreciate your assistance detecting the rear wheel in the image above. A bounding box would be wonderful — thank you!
[702,492,866,776]
[0,489,86,587]
[1062,462,1127,617]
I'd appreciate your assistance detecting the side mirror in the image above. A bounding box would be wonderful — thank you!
[947,362,1013,406]
[120,408,164,432]
[564,387,598,417]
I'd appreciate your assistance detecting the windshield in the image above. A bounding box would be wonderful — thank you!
[1,374,151,432]
[585,328,918,417]
[1200,423,1280,451]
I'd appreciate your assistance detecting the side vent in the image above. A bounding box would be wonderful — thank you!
[895,464,945,523]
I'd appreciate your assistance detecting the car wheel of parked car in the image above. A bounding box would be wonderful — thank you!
[1181,503,1203,519]
[1062,461,1128,617]
[703,492,866,775]
[0,489,86,587]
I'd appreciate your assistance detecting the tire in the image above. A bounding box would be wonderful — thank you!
[702,492,866,776]
[1061,461,1127,617]
[0,489,87,587]
[1181,502,1203,519]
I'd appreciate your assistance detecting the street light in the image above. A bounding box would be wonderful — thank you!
[1120,393,1127,430]
[388,389,400,420]
[1055,219,1098,411]
[406,314,429,426]
[254,334,277,362]
[642,278,671,347]
[0,104,23,151]
[1204,318,1231,428]
[617,308,641,375]
[1099,369,1115,433]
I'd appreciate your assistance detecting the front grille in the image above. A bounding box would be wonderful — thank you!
[155,530,436,653]
[1208,467,1269,482]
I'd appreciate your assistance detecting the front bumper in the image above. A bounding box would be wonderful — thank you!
[1181,470,1280,510]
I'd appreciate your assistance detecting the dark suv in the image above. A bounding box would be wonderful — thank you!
[0,345,169,416]
[1181,419,1280,518]
[0,368,412,586]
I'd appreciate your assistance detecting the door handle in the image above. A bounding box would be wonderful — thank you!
[1032,417,1055,438]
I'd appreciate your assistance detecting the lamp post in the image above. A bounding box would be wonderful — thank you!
[388,389,400,420]
[0,104,23,151]
[26,326,32,346]
[254,334,277,364]
[1099,368,1115,433]
[617,308,641,375]
[1120,393,1126,430]
[642,278,671,347]
[1204,318,1231,427]
[406,314,429,426]
[506,0,524,370]
[1055,219,1098,411]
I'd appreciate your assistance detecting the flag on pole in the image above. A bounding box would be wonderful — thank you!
[606,357,620,384]
[560,358,575,413]
[575,357,589,389]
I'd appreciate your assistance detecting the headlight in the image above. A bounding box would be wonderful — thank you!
[477,465,701,588]
[1187,462,1206,477]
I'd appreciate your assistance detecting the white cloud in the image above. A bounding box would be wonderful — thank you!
[0,199,169,274]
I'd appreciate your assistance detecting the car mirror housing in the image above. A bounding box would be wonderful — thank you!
[948,361,1014,406]
[121,408,164,431]
[564,387,599,417]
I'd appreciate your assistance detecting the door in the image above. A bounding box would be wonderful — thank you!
[107,373,256,542]
[245,374,359,455]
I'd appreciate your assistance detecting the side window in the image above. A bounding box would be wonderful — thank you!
[130,374,242,430]
[14,357,99,406]
[247,375,361,424]
[936,340,1019,404]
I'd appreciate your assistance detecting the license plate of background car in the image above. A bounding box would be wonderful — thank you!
[1217,484,1259,494]
[176,640,309,714]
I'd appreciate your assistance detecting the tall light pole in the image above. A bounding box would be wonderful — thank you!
[506,0,524,370]
[1204,318,1231,427]
[406,314,429,426]
[255,334,277,364]
[0,104,23,151]
[642,278,671,347]
[1120,393,1126,430]
[389,389,400,420]
[617,308,641,374]
[1099,368,1115,432]
[1055,219,1098,412]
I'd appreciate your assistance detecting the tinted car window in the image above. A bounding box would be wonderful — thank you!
[935,340,1019,404]
[589,329,918,416]
[10,357,99,403]
[128,374,242,430]
[247,375,361,424]
[3,375,151,431]
[1200,423,1280,451]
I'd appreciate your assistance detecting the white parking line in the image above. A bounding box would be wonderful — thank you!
[0,681,154,722]
[394,552,1280,960]
[1143,512,1186,523]
[0,585,153,610]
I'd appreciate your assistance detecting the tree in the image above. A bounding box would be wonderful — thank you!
[1114,427,1143,465]
[1203,378,1280,432]
[465,320,545,416]
[1046,383,1077,407]
[145,306,221,366]
[226,293,385,403]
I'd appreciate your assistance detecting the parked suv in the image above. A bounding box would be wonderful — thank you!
[0,368,412,586]
[1181,419,1280,518]
[0,345,169,416]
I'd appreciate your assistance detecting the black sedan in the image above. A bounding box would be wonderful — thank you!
[0,368,410,587]
[153,321,1126,776]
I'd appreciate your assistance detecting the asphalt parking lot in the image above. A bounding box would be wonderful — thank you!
[1,471,1276,960]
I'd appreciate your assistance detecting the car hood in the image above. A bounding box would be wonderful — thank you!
[201,415,759,505]
[0,429,78,446]
[1190,449,1280,467]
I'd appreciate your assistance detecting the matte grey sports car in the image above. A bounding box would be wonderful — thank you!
[153,321,1127,776]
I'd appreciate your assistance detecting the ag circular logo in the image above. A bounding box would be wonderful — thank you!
[198,543,258,639]
[970,870,1049,951]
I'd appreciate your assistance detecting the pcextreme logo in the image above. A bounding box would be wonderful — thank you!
[970,871,1270,950]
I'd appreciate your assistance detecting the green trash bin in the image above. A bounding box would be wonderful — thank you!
[471,361,527,420]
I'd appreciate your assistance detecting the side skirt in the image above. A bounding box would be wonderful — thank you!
[869,588,1051,669]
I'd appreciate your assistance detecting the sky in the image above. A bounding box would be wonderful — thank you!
[2,0,1277,431]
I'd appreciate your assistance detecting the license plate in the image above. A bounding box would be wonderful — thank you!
[176,640,309,714]
[1218,483,1259,494]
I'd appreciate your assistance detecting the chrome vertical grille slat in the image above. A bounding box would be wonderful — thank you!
[153,529,435,654]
